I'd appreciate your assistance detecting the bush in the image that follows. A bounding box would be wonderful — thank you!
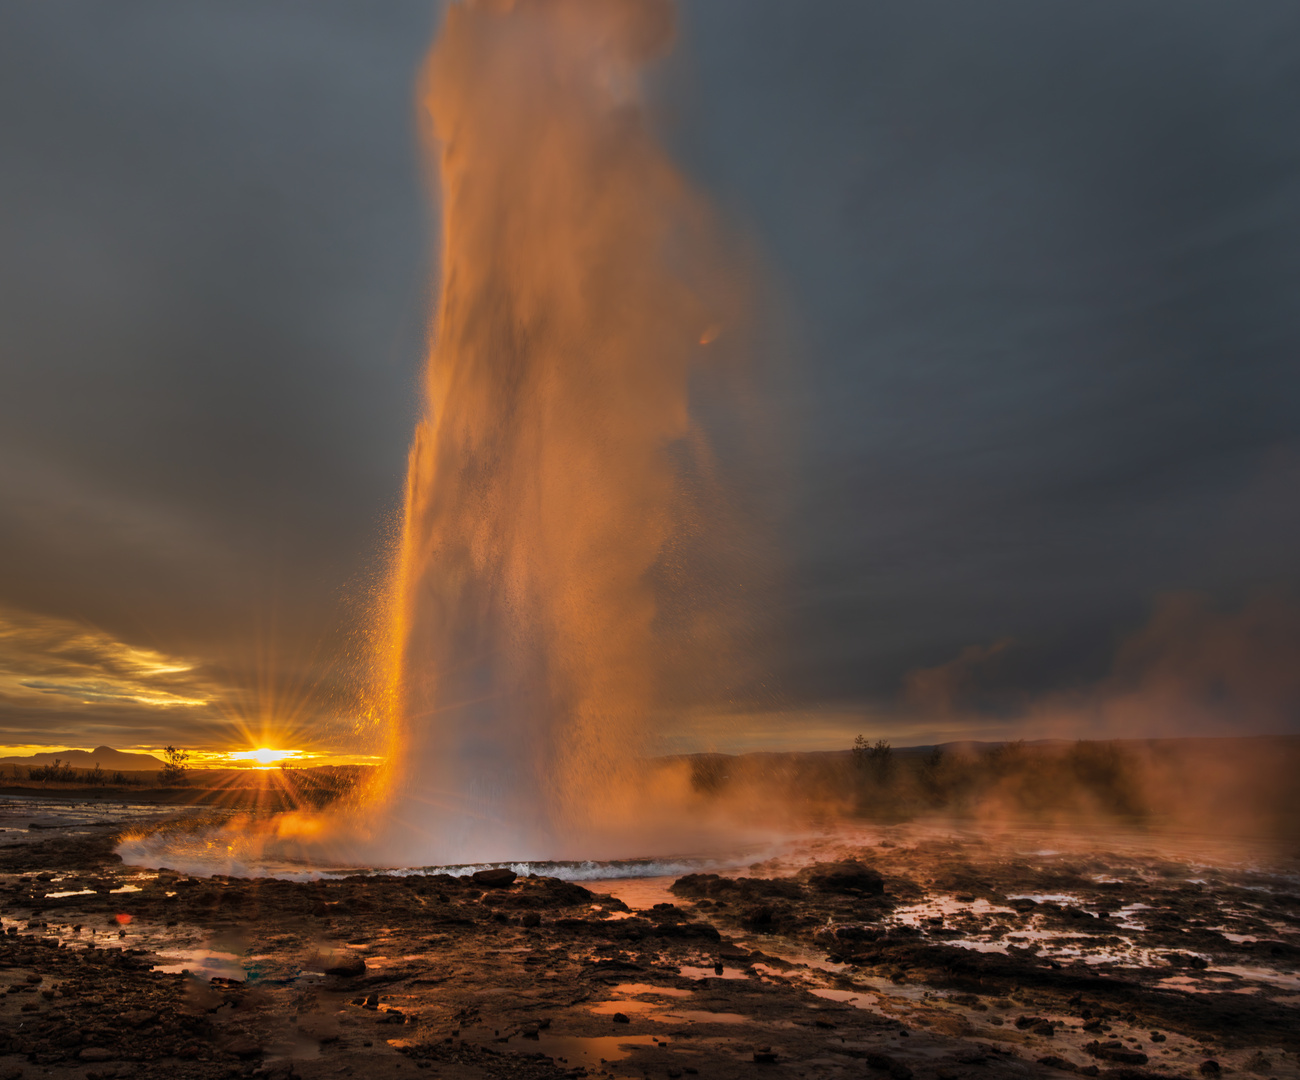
[161,745,190,786]
[28,758,78,783]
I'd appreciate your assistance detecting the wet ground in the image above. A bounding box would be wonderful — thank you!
[1,799,1298,1080]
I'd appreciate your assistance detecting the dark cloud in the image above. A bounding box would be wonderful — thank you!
[1,0,1298,750]
[674,0,1300,716]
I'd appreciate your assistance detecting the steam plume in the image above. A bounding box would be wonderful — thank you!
[367,0,744,862]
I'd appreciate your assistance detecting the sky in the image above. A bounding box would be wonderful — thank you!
[2,0,1298,760]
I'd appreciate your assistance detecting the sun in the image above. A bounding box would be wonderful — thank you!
[230,747,298,767]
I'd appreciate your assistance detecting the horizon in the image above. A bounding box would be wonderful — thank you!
[3,730,1296,775]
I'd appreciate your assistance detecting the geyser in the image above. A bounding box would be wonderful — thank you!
[366,0,748,864]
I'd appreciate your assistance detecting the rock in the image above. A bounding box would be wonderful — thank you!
[1084,1041,1148,1066]
[226,1035,263,1059]
[471,868,517,888]
[653,921,721,942]
[532,877,595,905]
[520,911,542,928]
[1199,1062,1221,1076]
[814,923,883,947]
[865,1052,913,1080]
[611,1012,630,1024]
[321,952,367,978]
[671,873,738,898]
[753,1050,778,1064]
[1037,1056,1078,1072]
[79,1048,115,1062]
[804,861,885,895]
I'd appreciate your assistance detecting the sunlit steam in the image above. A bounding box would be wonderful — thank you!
[360,0,745,863]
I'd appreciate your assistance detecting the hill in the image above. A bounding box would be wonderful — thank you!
[0,745,163,770]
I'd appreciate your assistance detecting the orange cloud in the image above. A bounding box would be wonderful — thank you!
[0,605,220,711]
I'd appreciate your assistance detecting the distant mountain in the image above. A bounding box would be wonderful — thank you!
[0,745,164,771]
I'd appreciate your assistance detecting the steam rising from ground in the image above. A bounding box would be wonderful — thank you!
[363,0,750,863]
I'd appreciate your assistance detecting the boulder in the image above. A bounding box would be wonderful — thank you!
[471,868,517,888]
[226,1035,264,1059]
[804,861,885,895]
[319,950,367,978]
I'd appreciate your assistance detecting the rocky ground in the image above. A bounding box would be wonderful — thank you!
[0,803,1297,1080]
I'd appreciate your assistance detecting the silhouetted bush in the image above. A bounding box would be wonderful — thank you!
[28,758,78,783]
[161,745,190,786]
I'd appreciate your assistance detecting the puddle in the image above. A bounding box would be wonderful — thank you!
[1209,966,1300,991]
[512,1032,664,1070]
[151,949,247,981]
[44,889,95,899]
[891,896,1014,926]
[811,988,881,1009]
[592,993,753,1026]
[1006,893,1086,905]
[612,983,694,998]
[659,1009,753,1024]
[592,1000,657,1017]
[679,965,749,980]
[584,876,680,911]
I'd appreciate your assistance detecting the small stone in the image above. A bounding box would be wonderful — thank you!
[1199,1062,1221,1077]
[79,1048,115,1063]
[611,1012,630,1024]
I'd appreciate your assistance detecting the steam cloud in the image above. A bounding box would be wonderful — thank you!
[366,0,751,863]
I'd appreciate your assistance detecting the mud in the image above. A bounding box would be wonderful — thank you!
[0,808,1297,1080]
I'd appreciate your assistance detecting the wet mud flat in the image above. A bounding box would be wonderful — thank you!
[0,817,1298,1080]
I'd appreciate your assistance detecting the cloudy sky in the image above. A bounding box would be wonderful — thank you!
[2,0,1298,759]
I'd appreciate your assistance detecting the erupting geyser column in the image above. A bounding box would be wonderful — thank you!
[371,0,741,863]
